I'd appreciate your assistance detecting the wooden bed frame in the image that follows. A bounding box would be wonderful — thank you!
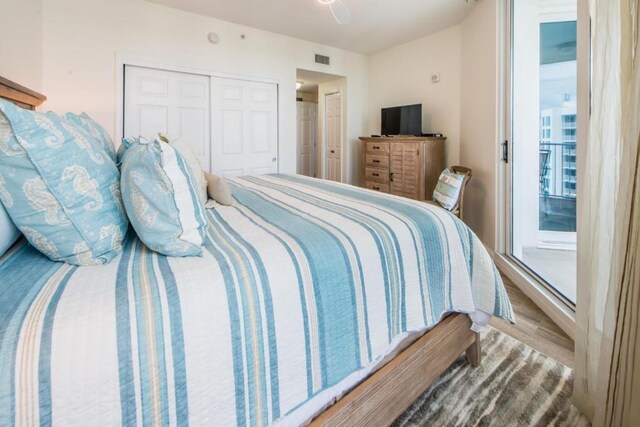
[0,76,481,427]
[310,314,480,426]
[0,76,46,109]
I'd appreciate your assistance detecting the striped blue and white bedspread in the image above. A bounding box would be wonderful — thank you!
[0,174,514,426]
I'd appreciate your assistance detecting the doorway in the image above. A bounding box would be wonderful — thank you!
[295,68,346,182]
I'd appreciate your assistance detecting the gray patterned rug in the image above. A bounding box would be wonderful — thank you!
[393,327,590,427]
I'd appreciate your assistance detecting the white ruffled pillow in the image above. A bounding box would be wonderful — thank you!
[120,137,208,257]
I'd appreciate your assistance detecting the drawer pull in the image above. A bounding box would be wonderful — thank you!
[373,186,380,190]
[373,159,380,163]
[372,146,380,150]
[372,173,379,177]
[390,172,394,182]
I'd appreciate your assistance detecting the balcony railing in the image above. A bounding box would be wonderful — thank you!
[539,142,577,199]
[539,142,576,232]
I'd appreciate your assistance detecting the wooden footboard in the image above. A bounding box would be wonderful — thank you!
[310,313,480,427]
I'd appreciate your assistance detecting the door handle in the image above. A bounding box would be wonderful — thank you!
[272,157,277,162]
[390,172,394,182]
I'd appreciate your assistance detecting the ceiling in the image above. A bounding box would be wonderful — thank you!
[296,69,342,93]
[540,21,577,65]
[146,0,477,54]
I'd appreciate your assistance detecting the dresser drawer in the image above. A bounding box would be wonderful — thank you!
[365,181,390,193]
[365,141,390,154]
[365,167,389,184]
[365,154,390,168]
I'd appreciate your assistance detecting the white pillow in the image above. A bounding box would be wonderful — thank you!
[0,203,20,257]
[204,172,234,206]
[158,135,207,205]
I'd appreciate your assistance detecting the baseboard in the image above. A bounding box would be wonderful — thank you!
[493,253,576,340]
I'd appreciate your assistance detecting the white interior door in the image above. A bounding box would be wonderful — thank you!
[297,101,317,177]
[124,66,210,170]
[325,92,342,182]
[211,77,278,177]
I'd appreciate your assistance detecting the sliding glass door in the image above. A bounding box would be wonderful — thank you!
[509,0,578,306]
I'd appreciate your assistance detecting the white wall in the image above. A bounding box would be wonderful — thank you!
[368,26,462,166]
[0,0,43,91]
[460,0,500,250]
[367,14,504,251]
[40,0,370,185]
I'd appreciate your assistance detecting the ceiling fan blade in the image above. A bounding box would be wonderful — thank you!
[329,0,351,24]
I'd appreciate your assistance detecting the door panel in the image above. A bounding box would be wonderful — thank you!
[390,143,421,199]
[325,92,342,182]
[250,111,270,153]
[508,0,578,306]
[179,107,207,160]
[221,110,243,154]
[138,105,168,137]
[179,81,207,98]
[138,78,168,97]
[212,77,278,177]
[124,66,210,170]
[297,102,317,177]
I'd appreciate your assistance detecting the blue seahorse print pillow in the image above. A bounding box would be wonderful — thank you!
[120,137,207,257]
[0,99,128,265]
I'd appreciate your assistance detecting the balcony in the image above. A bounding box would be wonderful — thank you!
[539,142,577,233]
[519,142,577,305]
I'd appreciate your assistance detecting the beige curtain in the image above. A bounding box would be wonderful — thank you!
[573,0,640,425]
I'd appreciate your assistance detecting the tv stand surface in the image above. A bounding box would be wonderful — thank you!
[373,134,445,139]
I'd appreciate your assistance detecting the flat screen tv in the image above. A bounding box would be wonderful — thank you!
[381,104,422,136]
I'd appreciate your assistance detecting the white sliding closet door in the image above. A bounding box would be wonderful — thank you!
[211,77,278,177]
[124,66,211,170]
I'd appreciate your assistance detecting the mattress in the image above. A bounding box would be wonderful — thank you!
[0,174,514,426]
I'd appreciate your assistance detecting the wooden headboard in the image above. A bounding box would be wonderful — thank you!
[0,76,46,110]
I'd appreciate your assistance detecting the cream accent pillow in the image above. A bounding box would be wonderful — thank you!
[432,168,465,211]
[158,134,207,205]
[204,172,233,206]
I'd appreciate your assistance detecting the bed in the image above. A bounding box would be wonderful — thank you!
[0,78,514,426]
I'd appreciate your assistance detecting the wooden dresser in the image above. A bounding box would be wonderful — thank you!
[359,136,446,201]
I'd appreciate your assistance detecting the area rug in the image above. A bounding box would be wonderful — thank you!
[392,327,590,426]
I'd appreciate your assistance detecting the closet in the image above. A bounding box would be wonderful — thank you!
[124,65,279,176]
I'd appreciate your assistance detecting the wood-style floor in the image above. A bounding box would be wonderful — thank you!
[490,275,575,368]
